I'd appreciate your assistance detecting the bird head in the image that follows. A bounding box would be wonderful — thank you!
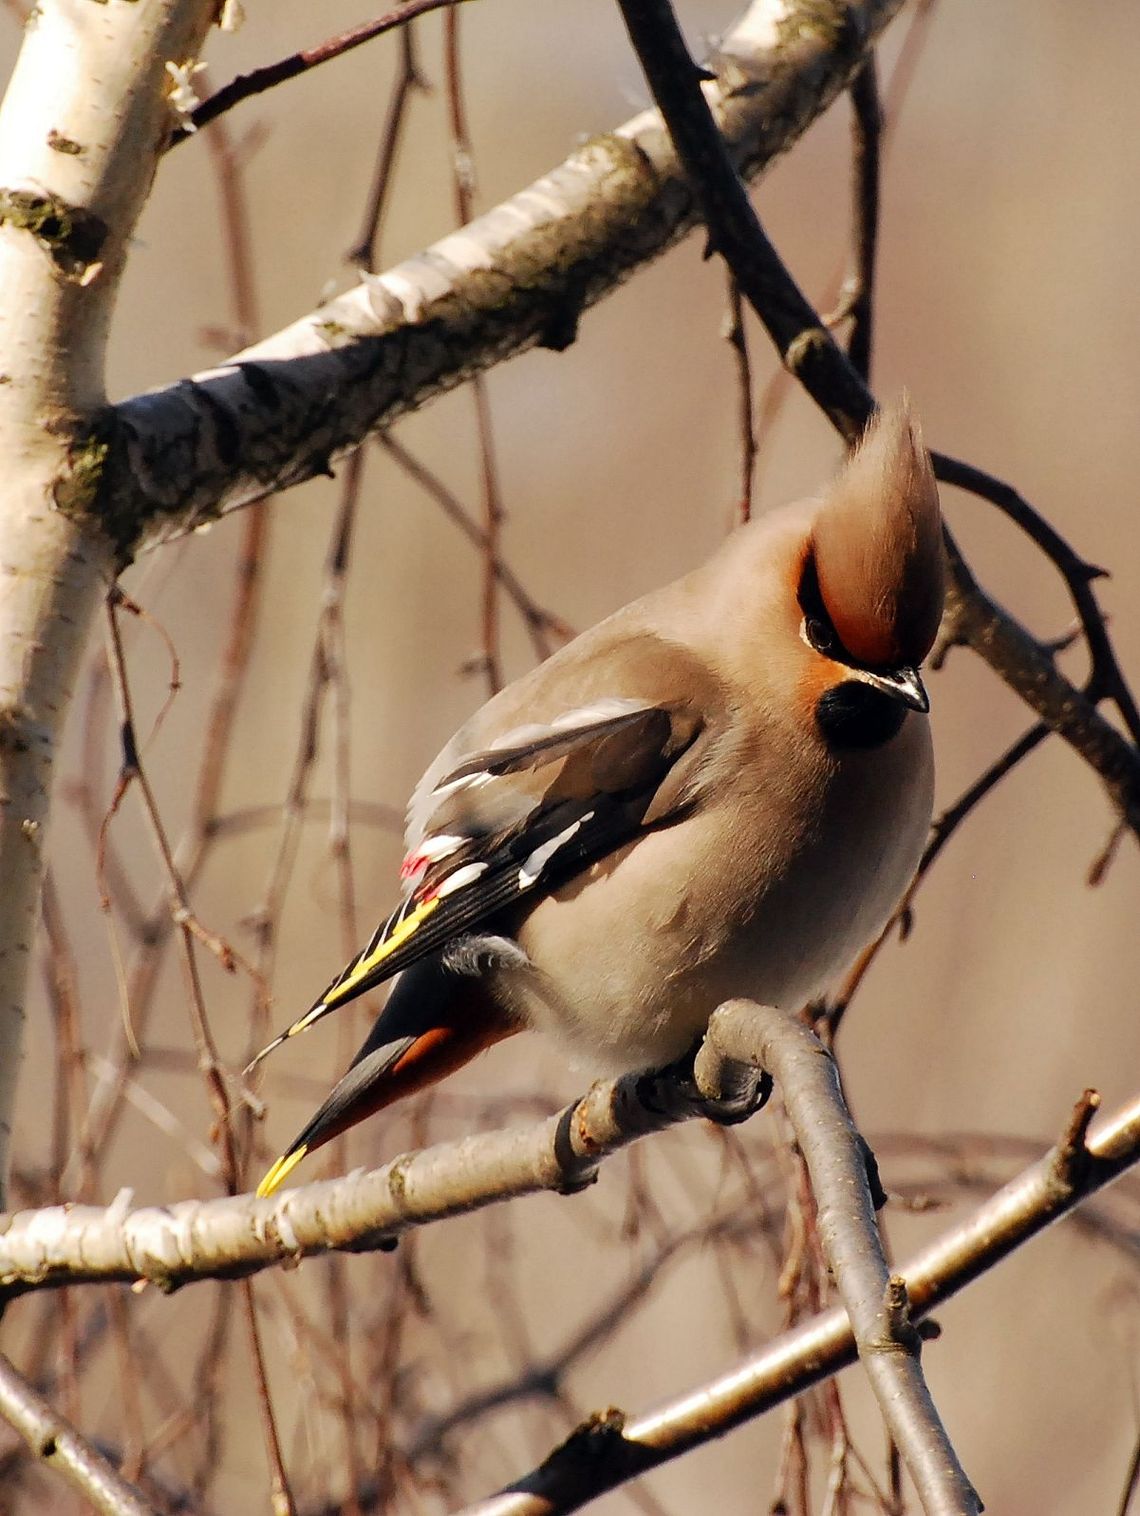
[798,400,945,726]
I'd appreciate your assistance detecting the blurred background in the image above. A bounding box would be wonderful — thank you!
[3,0,1140,1511]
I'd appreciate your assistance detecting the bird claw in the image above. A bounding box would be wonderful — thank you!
[635,1043,773,1127]
[693,1067,773,1126]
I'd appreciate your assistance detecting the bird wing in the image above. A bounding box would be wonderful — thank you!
[247,697,708,1070]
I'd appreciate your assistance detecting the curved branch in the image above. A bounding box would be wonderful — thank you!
[462,1088,1140,1516]
[933,451,1140,745]
[939,533,1140,832]
[0,1351,155,1516]
[694,1002,978,1515]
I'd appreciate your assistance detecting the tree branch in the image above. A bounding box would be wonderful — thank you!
[841,56,880,380]
[0,1060,758,1298]
[938,534,1140,832]
[694,1002,979,1515]
[0,1350,155,1516]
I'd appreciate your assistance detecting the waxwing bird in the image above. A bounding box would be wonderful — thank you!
[254,401,945,1197]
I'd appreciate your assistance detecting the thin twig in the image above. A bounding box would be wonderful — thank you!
[243,450,367,1062]
[239,1278,297,1516]
[102,594,296,1516]
[204,115,260,351]
[39,871,89,1198]
[939,534,1140,832]
[175,0,473,145]
[69,654,148,937]
[379,434,575,657]
[410,1204,776,1457]
[723,276,757,523]
[369,1244,420,1507]
[107,1291,146,1484]
[69,116,275,1207]
[347,26,428,272]
[206,796,403,843]
[187,1287,233,1508]
[444,8,504,695]
[320,446,367,1516]
[932,450,1140,745]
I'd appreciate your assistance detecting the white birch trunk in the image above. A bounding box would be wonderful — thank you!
[0,0,216,1203]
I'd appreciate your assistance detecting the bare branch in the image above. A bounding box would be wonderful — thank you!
[938,536,1140,833]
[347,25,428,273]
[722,276,757,524]
[102,592,295,1515]
[2,1052,1139,1508]
[379,433,575,658]
[0,1061,739,1297]
[177,0,471,143]
[444,7,504,696]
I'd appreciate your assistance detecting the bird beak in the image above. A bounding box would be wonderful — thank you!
[857,664,930,713]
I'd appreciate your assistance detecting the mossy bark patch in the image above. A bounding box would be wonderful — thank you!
[0,188,106,282]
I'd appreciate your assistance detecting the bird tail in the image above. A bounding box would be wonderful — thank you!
[243,895,442,1077]
[255,958,515,1198]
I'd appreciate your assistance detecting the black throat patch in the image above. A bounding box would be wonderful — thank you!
[815,680,908,750]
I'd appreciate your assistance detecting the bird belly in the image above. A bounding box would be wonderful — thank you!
[491,715,933,1076]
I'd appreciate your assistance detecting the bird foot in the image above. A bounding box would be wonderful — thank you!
[692,1065,773,1125]
[635,1042,772,1127]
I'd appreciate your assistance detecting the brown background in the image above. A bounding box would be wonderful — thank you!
[3,1,1140,1510]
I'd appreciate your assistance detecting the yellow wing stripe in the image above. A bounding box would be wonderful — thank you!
[257,1144,308,1199]
[282,896,442,1040]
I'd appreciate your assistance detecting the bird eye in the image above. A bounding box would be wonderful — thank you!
[806,616,835,655]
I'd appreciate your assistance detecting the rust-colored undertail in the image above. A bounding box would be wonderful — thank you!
[257,969,516,1197]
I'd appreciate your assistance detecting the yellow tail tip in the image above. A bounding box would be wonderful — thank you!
[256,1145,308,1199]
